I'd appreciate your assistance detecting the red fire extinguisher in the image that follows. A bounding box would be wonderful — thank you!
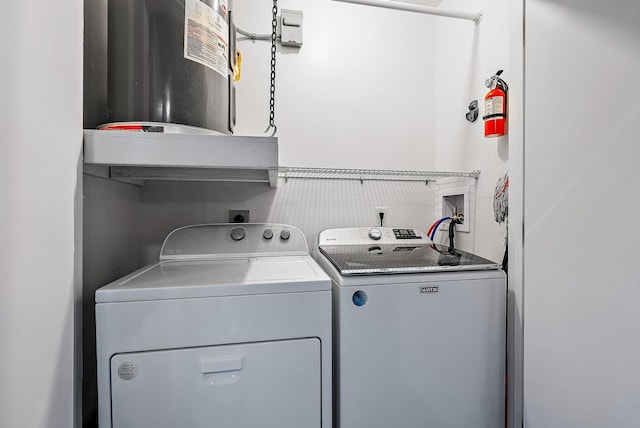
[483,70,508,138]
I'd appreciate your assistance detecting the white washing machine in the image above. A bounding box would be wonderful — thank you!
[313,227,506,428]
[95,223,332,428]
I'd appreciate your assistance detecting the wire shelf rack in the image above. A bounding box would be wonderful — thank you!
[278,167,480,183]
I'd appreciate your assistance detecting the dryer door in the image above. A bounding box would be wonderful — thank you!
[110,338,321,428]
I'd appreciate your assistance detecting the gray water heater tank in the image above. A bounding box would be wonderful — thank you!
[107,0,236,134]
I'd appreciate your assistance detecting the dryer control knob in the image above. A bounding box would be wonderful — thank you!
[230,226,246,241]
[368,228,382,240]
[263,229,274,240]
[280,229,291,240]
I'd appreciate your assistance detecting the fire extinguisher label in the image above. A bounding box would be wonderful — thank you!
[484,96,504,117]
[184,0,229,80]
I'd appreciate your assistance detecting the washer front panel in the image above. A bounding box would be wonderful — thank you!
[333,275,506,428]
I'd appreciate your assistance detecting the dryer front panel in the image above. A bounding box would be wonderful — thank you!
[110,338,321,428]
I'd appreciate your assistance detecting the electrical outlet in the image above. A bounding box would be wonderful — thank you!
[375,206,387,227]
[229,210,250,223]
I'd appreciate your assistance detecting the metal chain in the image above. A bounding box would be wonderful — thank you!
[265,0,278,136]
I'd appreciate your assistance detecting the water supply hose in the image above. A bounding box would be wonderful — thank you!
[429,217,452,241]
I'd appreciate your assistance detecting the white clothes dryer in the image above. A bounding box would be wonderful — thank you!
[313,227,506,428]
[95,224,332,428]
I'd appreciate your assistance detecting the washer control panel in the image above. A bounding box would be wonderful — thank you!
[160,223,309,260]
[319,227,430,246]
[392,228,420,240]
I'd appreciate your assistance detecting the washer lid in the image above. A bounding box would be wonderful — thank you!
[319,244,499,275]
[95,255,330,303]
[317,227,500,275]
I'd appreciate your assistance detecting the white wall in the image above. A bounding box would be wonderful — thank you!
[523,0,640,426]
[434,0,509,263]
[82,176,142,426]
[0,1,83,427]
[233,0,436,170]
[137,179,438,264]
[231,0,506,254]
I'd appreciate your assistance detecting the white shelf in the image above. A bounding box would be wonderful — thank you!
[278,167,480,183]
[83,130,279,187]
[83,130,480,187]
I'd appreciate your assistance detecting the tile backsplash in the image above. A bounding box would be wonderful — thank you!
[137,177,469,263]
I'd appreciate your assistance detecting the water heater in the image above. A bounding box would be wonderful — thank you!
[106,0,236,134]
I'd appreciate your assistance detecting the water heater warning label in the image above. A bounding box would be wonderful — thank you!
[184,0,229,79]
